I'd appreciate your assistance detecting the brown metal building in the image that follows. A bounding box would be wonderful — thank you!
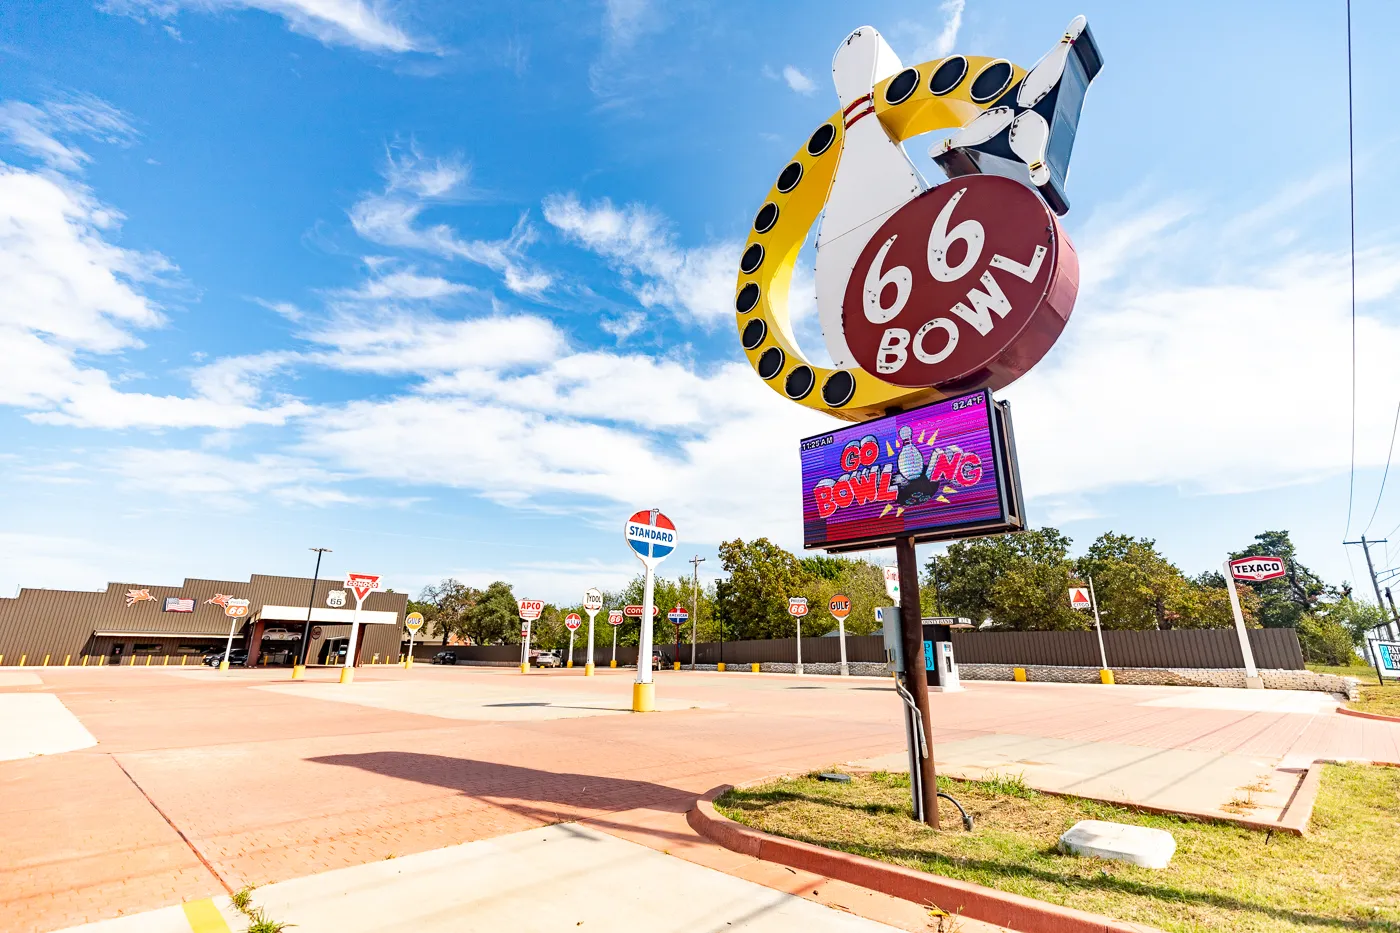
[0,574,407,668]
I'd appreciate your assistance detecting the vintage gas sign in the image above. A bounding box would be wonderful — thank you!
[1069,587,1092,610]
[829,594,851,619]
[788,597,809,617]
[734,17,1100,421]
[1229,557,1287,583]
[565,612,582,631]
[608,610,624,626]
[667,606,689,626]
[625,509,677,566]
[518,599,545,621]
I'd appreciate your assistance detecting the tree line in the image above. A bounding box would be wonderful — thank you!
[409,528,1387,665]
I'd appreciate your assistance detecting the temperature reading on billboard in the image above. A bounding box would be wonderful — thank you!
[799,389,1024,551]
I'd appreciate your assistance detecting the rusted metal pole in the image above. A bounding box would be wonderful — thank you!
[895,535,940,828]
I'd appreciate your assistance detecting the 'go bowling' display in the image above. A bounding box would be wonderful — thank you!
[736,17,1101,422]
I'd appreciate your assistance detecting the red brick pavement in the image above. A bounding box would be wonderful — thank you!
[2,666,1396,932]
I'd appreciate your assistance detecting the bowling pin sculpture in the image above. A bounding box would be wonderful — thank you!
[735,17,1102,422]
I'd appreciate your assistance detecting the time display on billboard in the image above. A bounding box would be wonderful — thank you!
[799,390,1024,551]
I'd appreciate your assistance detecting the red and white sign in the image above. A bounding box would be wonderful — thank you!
[518,599,545,621]
[788,597,809,617]
[667,606,689,626]
[224,598,250,618]
[608,610,624,626]
[623,604,657,618]
[565,612,582,631]
[842,175,1076,392]
[828,594,851,619]
[1069,587,1092,610]
[1229,557,1287,583]
[344,573,382,603]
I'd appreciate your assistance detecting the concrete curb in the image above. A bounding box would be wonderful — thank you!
[688,788,1165,933]
[1275,763,1324,835]
[1337,706,1400,723]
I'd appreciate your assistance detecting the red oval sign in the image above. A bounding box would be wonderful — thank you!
[841,175,1078,391]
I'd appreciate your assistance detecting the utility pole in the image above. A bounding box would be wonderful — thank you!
[689,555,705,670]
[1344,536,1389,683]
[294,547,331,680]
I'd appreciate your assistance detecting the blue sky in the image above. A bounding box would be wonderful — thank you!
[1,0,1399,604]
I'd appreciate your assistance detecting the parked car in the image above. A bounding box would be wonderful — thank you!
[203,649,247,667]
[432,650,457,665]
[531,651,561,668]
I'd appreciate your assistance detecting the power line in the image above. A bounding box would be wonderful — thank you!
[1343,0,1359,540]
[1363,400,1400,535]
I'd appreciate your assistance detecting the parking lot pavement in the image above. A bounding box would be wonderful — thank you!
[4,665,1397,932]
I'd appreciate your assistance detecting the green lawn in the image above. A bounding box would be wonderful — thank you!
[717,766,1400,933]
[1307,662,1400,717]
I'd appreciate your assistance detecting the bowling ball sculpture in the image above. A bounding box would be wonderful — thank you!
[737,17,1102,422]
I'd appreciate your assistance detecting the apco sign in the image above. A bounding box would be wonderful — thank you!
[1229,557,1287,583]
[733,17,1100,421]
[518,599,545,621]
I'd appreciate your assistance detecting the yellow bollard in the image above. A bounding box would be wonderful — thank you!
[1100,669,1115,685]
[145,655,152,666]
[163,655,169,666]
[19,654,26,667]
[673,661,680,671]
[64,655,71,666]
[717,662,726,672]
[751,662,760,673]
[584,663,594,677]
[339,666,354,684]
[631,681,655,713]
[81,655,88,667]
[43,654,50,667]
[405,654,413,668]
[372,653,379,665]
[520,662,529,674]
[610,659,617,668]
[218,660,228,671]
[262,655,268,667]
[1013,667,1027,682]
[182,655,188,666]
[567,659,573,668]
[291,664,305,679]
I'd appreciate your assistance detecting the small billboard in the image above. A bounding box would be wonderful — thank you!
[799,389,1024,551]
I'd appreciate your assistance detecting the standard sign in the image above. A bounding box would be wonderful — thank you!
[608,609,624,626]
[565,612,582,631]
[788,597,809,617]
[1229,556,1287,582]
[1069,587,1092,610]
[405,611,424,634]
[668,606,689,626]
[518,599,544,621]
[625,509,677,565]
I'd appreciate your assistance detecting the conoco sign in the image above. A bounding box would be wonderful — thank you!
[843,176,1076,391]
[734,16,1101,421]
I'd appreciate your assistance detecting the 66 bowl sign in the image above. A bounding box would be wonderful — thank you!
[845,176,1076,391]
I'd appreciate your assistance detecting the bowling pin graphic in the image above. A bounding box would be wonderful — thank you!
[815,27,926,371]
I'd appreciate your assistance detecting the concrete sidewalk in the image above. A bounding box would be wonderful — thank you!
[55,824,911,933]
[0,693,96,761]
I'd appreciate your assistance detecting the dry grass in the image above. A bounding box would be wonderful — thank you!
[717,765,1400,933]
[1307,663,1400,717]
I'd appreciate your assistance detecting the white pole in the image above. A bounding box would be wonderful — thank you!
[1088,575,1108,672]
[568,629,575,668]
[219,616,236,671]
[407,629,415,667]
[795,613,803,676]
[341,593,363,683]
[1223,560,1263,688]
[638,568,655,685]
[611,623,618,666]
[838,615,849,676]
[690,558,699,670]
[521,620,532,674]
[585,609,597,675]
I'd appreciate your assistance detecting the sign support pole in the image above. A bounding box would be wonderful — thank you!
[521,620,531,674]
[406,629,415,668]
[636,564,656,711]
[837,615,849,676]
[584,609,598,676]
[219,617,237,671]
[1088,576,1111,684]
[1223,560,1263,689]
[567,628,576,668]
[611,624,618,668]
[795,613,803,676]
[895,535,940,828]
[341,592,362,684]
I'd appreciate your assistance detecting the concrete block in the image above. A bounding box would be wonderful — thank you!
[1057,820,1175,869]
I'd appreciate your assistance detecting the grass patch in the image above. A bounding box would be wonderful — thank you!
[717,765,1400,932]
[1308,662,1400,717]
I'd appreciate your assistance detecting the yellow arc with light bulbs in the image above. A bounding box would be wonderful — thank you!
[734,54,1029,423]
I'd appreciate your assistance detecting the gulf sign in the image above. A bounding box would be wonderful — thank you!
[1229,557,1287,583]
[625,509,676,564]
[800,389,1023,550]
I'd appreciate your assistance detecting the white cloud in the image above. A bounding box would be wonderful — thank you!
[903,0,966,62]
[782,66,816,95]
[102,0,424,54]
[110,448,360,508]
[602,0,650,47]
[542,193,736,325]
[1003,191,1400,508]
[350,147,552,295]
[303,309,566,375]
[332,269,473,303]
[0,96,137,173]
[600,310,645,342]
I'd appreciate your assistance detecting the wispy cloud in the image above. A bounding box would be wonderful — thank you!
[781,66,816,95]
[0,95,137,173]
[101,0,426,54]
[899,0,966,62]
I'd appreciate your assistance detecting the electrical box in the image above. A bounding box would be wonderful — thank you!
[877,606,903,673]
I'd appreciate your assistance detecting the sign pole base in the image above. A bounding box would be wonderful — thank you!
[1099,669,1114,685]
[291,664,305,680]
[339,667,353,684]
[520,662,529,674]
[584,663,594,676]
[610,660,617,668]
[218,661,229,672]
[1246,675,1264,690]
[632,682,655,712]
[717,662,726,672]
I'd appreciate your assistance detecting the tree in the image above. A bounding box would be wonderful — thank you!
[927,528,1081,630]
[714,538,808,640]
[1319,596,1388,646]
[415,579,479,646]
[1077,533,1185,630]
[1229,531,1324,628]
[1166,572,1258,629]
[463,581,517,646]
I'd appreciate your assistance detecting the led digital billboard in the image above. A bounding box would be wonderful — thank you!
[799,390,1024,551]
